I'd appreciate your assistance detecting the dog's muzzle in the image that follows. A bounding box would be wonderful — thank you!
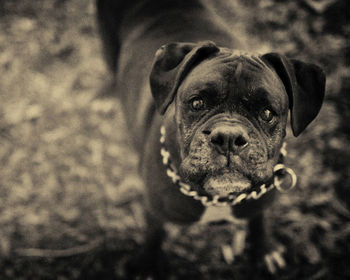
[160,126,297,207]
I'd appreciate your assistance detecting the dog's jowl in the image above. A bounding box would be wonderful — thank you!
[96,0,325,278]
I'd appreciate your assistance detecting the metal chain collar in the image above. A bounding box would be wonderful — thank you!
[160,126,297,207]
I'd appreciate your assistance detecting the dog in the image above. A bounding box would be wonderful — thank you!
[96,0,325,278]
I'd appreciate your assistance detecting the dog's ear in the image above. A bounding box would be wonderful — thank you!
[150,41,219,115]
[262,53,326,136]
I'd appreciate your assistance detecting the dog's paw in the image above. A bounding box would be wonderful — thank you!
[263,245,286,274]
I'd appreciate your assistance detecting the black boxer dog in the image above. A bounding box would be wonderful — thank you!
[96,0,325,278]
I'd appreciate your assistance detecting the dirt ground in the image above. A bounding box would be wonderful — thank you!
[0,0,349,279]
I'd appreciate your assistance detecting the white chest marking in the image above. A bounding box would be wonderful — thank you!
[198,205,241,224]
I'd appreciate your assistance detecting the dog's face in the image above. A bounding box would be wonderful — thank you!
[175,55,289,196]
[150,41,325,198]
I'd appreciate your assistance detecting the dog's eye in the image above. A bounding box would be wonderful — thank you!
[190,97,206,111]
[260,108,275,122]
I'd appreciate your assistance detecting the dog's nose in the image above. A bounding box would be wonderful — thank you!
[209,125,249,154]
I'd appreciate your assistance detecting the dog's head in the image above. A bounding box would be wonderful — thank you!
[150,41,325,197]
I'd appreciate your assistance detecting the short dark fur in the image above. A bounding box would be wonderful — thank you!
[96,0,325,278]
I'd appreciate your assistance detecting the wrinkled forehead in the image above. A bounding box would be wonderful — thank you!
[179,50,287,99]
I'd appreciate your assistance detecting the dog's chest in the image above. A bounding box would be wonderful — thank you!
[197,205,240,225]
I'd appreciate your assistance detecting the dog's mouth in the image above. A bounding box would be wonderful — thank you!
[179,152,274,200]
[202,171,252,197]
[179,156,275,202]
[198,168,275,204]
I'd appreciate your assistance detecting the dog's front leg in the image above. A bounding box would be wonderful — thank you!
[126,211,168,279]
[247,213,286,274]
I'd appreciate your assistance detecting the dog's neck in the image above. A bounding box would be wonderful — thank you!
[159,126,297,207]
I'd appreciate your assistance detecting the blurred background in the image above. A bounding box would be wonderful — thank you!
[0,0,349,279]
